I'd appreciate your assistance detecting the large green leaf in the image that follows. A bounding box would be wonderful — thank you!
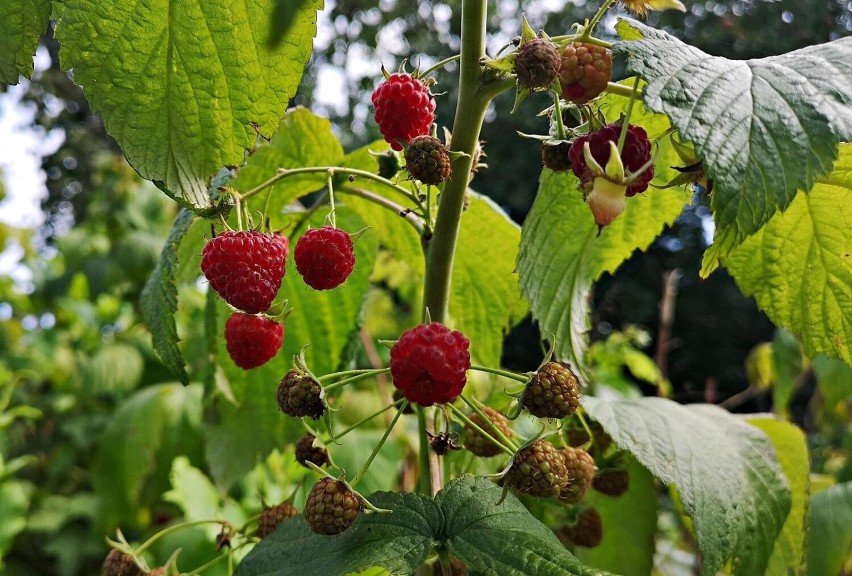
[236,476,609,576]
[92,383,205,531]
[726,145,852,364]
[806,482,852,576]
[748,418,808,576]
[231,107,345,216]
[451,193,527,367]
[582,396,790,576]
[574,458,657,576]
[615,19,852,267]
[141,209,198,385]
[517,94,688,377]
[205,210,377,489]
[0,0,50,84]
[53,0,321,209]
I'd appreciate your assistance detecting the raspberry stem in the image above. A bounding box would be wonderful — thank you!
[417,54,462,79]
[322,368,390,393]
[616,76,643,154]
[326,397,407,442]
[578,0,617,42]
[350,402,407,487]
[470,364,531,383]
[447,403,515,456]
[133,520,230,557]
[339,185,425,234]
[459,394,520,451]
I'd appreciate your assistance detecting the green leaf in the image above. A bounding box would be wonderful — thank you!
[812,354,852,407]
[141,209,197,385]
[53,1,321,209]
[327,429,403,497]
[0,0,50,84]
[440,477,613,576]
[582,396,791,576]
[771,329,805,416]
[806,481,852,576]
[0,480,32,566]
[614,19,852,266]
[236,476,608,576]
[518,93,688,376]
[451,193,527,366]
[574,459,657,576]
[92,383,205,530]
[164,456,222,522]
[231,107,345,215]
[206,210,376,489]
[83,342,145,395]
[726,145,852,364]
[748,418,808,576]
[235,491,440,576]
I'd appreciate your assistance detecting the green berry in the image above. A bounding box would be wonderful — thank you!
[502,439,569,498]
[522,362,580,419]
[257,502,299,538]
[404,135,452,185]
[559,447,596,504]
[304,478,362,535]
[276,369,324,419]
[463,407,512,458]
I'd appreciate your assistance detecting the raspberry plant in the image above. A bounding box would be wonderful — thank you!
[2,0,851,575]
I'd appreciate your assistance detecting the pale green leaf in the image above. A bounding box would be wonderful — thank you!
[232,107,345,216]
[164,456,222,522]
[806,481,852,576]
[614,20,852,266]
[0,480,32,564]
[53,1,321,209]
[748,418,809,576]
[812,354,852,407]
[141,209,198,385]
[83,342,145,395]
[92,383,205,530]
[582,396,790,576]
[726,146,852,364]
[451,193,527,367]
[326,429,402,497]
[0,0,50,84]
[518,93,688,377]
[574,458,657,576]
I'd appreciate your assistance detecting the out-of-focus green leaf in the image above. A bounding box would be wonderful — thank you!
[806,482,852,576]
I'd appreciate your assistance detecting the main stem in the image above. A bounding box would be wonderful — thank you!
[422,0,492,323]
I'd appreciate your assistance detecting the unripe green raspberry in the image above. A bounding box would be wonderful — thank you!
[593,468,629,497]
[559,447,596,504]
[404,135,452,185]
[295,434,329,469]
[515,37,562,90]
[304,477,362,535]
[257,502,299,538]
[522,362,580,419]
[463,407,512,458]
[502,439,569,498]
[277,369,324,419]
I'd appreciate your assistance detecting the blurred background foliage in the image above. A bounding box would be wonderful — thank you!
[0,1,850,574]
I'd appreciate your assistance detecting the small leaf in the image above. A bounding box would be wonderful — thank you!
[53,0,321,209]
[582,396,791,576]
[439,476,612,576]
[726,145,852,364]
[806,481,852,576]
[234,491,440,576]
[574,459,657,576]
[812,354,852,407]
[0,0,50,84]
[518,91,688,377]
[141,209,198,385]
[451,193,528,367]
[615,19,852,264]
[748,418,808,576]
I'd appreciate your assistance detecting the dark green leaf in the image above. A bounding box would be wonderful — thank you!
[615,19,852,265]
[0,0,50,84]
[582,396,790,576]
[53,0,321,209]
[141,209,198,385]
[806,482,852,576]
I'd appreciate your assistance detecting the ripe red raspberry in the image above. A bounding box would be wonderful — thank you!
[569,123,653,228]
[304,477,362,535]
[372,72,436,151]
[557,508,603,548]
[389,323,471,407]
[294,226,356,290]
[559,446,596,504]
[558,42,612,104]
[514,37,562,91]
[102,549,143,576]
[224,313,283,370]
[257,502,299,538]
[201,231,287,314]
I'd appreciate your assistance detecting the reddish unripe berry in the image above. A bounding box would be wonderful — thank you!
[201,230,287,314]
[371,73,436,151]
[224,313,283,370]
[390,323,471,407]
[558,43,612,104]
[294,226,356,290]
